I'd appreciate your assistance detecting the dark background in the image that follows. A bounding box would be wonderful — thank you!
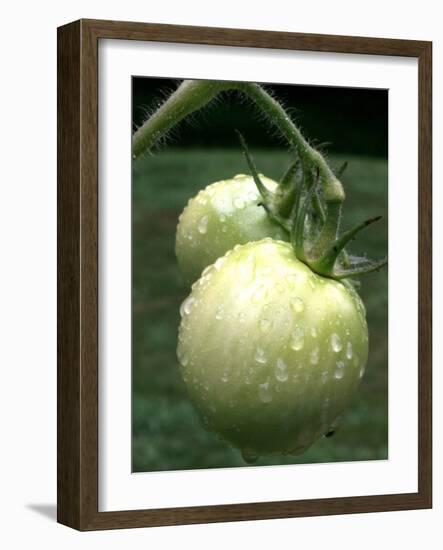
[132,78,388,472]
[133,78,388,156]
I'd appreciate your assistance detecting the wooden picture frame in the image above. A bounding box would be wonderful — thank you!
[57,18,432,530]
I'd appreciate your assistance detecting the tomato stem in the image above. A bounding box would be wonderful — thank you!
[235,82,345,206]
[132,80,233,158]
[133,79,345,206]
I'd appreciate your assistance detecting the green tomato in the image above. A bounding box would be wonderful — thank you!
[177,239,368,462]
[175,174,287,284]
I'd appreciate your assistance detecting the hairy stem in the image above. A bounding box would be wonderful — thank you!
[132,80,233,158]
[132,79,345,204]
[236,82,345,204]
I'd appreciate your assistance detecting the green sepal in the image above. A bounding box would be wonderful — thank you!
[237,132,275,205]
[309,202,342,259]
[279,158,299,189]
[237,132,293,232]
[275,158,299,218]
[332,256,388,279]
[311,216,383,276]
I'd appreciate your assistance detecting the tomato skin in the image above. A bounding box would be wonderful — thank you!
[177,239,368,459]
[175,174,287,285]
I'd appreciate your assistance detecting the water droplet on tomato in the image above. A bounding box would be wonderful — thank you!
[331,333,342,352]
[180,296,195,316]
[275,358,288,382]
[334,361,345,379]
[197,215,208,234]
[254,347,267,364]
[214,257,225,270]
[346,341,353,360]
[258,380,272,402]
[260,319,271,333]
[233,197,245,209]
[291,296,305,313]
[290,327,305,351]
[177,344,189,367]
[201,264,215,278]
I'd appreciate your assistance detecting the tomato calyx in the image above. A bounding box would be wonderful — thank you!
[238,132,387,281]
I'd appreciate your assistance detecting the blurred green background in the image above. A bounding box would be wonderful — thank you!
[132,79,388,472]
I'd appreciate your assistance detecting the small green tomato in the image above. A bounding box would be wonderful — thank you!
[175,174,287,285]
[177,239,368,462]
